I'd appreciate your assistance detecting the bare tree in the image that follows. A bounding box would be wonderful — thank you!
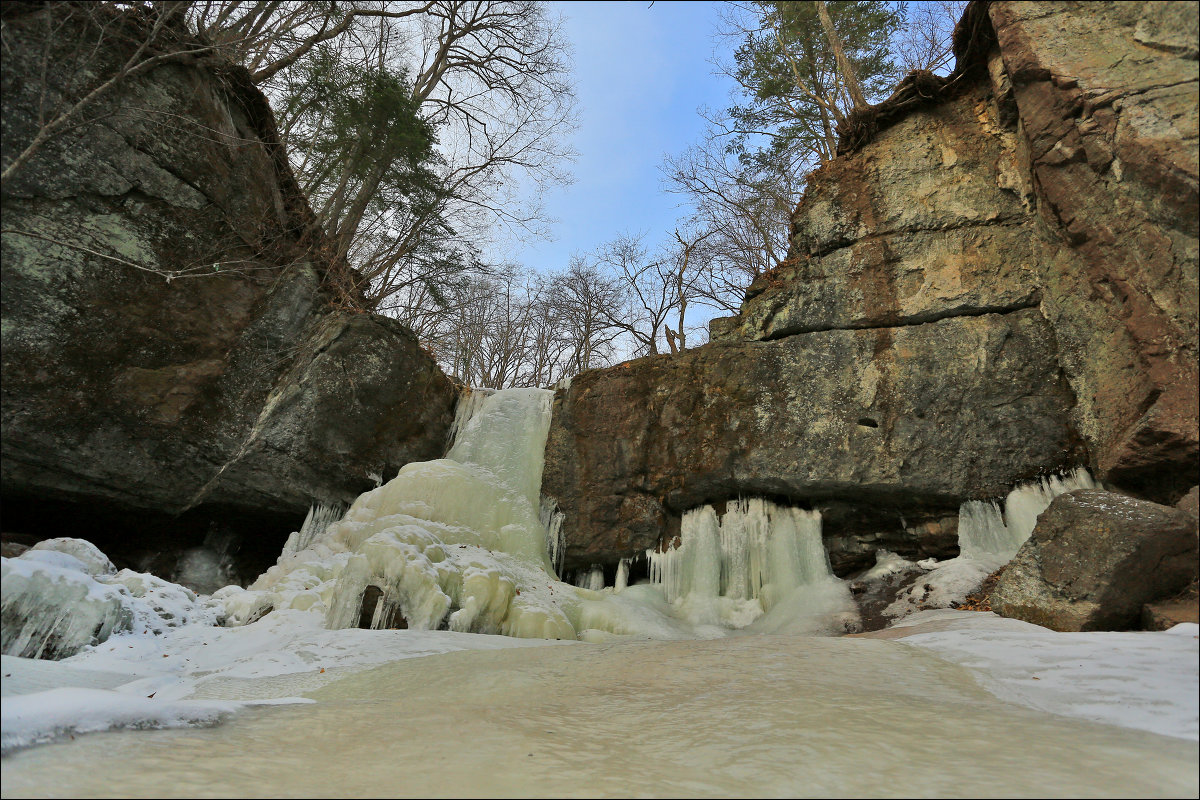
[662,226,717,354]
[187,1,435,83]
[591,233,677,358]
[422,260,623,388]
[892,1,966,75]
[662,133,801,314]
[183,1,577,317]
[544,257,624,377]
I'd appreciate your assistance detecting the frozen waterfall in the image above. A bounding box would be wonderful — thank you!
[212,388,856,641]
[217,388,575,639]
[885,467,1100,618]
[958,466,1098,567]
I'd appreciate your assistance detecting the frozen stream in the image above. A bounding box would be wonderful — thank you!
[3,626,1197,798]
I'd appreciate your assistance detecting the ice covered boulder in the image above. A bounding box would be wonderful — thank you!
[989,490,1199,631]
[1,554,129,659]
[29,538,116,577]
[1,541,219,659]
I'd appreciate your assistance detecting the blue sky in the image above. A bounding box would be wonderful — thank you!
[507,1,738,274]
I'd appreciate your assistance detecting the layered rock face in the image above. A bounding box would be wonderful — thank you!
[545,308,1081,573]
[988,1,1199,502]
[1,7,456,573]
[544,0,1198,577]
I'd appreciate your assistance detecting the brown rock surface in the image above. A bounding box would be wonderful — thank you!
[1142,595,1199,631]
[544,309,1080,573]
[987,1,1198,501]
[545,0,1197,575]
[989,489,1199,631]
[721,82,1040,341]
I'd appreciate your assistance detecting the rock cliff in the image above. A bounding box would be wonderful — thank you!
[543,0,1198,578]
[1,6,457,578]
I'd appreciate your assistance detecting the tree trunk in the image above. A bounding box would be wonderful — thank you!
[814,0,868,111]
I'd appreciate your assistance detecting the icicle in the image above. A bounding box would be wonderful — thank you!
[572,565,605,591]
[959,467,1099,563]
[1003,467,1097,548]
[645,498,851,628]
[280,503,345,560]
[539,497,566,579]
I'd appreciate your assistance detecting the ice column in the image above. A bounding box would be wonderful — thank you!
[958,467,1098,564]
[647,499,833,612]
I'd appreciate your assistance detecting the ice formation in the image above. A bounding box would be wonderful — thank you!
[280,503,345,559]
[2,553,129,660]
[1,542,217,659]
[886,467,1099,617]
[646,499,859,634]
[958,466,1098,566]
[215,388,578,638]
[213,388,857,641]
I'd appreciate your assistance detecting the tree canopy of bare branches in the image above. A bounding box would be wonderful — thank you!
[203,1,579,316]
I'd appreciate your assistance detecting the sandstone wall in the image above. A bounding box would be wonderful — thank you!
[988,1,1198,500]
[0,6,457,567]
[544,0,1198,575]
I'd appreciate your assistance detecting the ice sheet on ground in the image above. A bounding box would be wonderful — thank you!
[0,609,572,752]
[893,610,1200,741]
[4,633,1195,798]
[1,688,237,754]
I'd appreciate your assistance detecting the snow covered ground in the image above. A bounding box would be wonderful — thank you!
[877,609,1199,741]
[1,609,571,754]
[2,615,1196,799]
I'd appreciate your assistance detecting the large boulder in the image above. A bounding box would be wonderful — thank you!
[988,489,1199,631]
[1,5,457,574]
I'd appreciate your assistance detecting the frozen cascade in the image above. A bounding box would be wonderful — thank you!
[885,467,1099,618]
[647,499,859,634]
[211,389,863,641]
[958,466,1098,567]
[218,387,580,639]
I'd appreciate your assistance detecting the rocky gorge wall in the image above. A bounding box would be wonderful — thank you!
[543,0,1198,579]
[0,6,458,578]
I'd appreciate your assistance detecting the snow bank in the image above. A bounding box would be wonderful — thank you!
[895,611,1200,741]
